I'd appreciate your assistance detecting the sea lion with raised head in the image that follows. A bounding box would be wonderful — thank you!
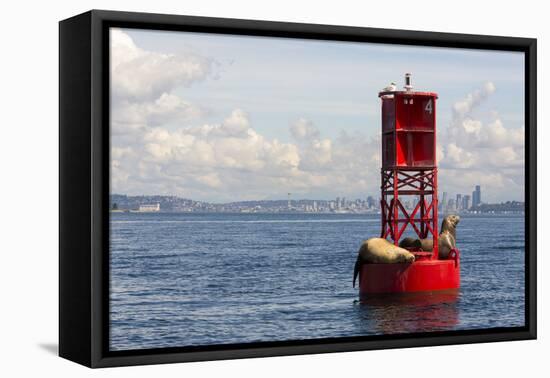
[353,238,415,287]
[398,214,460,259]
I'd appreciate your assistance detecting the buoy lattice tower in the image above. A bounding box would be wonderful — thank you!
[359,74,459,295]
[379,73,440,258]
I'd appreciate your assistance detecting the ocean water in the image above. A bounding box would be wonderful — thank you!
[109,213,525,351]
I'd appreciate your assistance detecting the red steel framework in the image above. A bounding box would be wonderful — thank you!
[380,168,439,258]
[360,74,460,295]
[378,85,439,258]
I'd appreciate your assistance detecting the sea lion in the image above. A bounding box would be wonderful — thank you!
[399,237,422,250]
[398,214,460,259]
[436,214,460,259]
[353,238,415,288]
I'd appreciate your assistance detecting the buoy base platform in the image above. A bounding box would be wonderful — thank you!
[359,252,460,296]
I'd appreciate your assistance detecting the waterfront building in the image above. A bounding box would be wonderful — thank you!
[138,203,160,212]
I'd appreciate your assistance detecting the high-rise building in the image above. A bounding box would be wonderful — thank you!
[441,192,448,212]
[456,194,462,211]
[472,185,481,207]
[463,195,471,210]
[367,195,376,209]
[447,198,455,212]
[336,197,340,210]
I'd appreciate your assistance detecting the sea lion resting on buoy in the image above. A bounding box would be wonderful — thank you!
[353,238,415,287]
[399,214,460,259]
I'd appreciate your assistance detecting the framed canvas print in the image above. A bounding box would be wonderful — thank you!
[59,10,536,368]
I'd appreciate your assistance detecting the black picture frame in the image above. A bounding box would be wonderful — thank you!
[59,9,537,368]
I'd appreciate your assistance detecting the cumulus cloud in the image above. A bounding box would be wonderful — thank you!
[110,29,215,102]
[452,81,495,119]
[112,82,524,201]
[112,83,523,202]
[109,31,387,199]
[438,82,524,201]
[111,109,385,201]
[110,30,214,140]
[113,93,204,133]
[288,118,334,171]
[290,118,321,141]
[145,115,301,175]
[217,109,251,137]
[113,110,302,199]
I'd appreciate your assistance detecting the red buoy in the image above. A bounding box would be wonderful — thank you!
[359,74,460,296]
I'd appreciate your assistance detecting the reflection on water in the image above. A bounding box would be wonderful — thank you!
[355,290,460,335]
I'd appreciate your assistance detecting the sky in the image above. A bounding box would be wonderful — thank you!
[110,27,525,203]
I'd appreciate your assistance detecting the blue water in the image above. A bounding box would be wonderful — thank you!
[109,213,525,351]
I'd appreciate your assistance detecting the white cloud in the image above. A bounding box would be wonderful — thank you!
[288,118,333,171]
[110,30,213,139]
[113,93,204,131]
[111,82,524,202]
[216,109,251,137]
[438,82,524,201]
[111,109,386,201]
[151,115,299,174]
[290,118,320,141]
[451,81,495,119]
[112,109,302,199]
[445,143,476,169]
[108,25,220,194]
[110,29,214,102]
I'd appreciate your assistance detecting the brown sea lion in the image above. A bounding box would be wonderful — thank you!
[353,238,415,288]
[435,214,459,259]
[399,237,422,250]
[398,214,460,259]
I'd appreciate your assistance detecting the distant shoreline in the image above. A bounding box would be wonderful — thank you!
[110,194,525,215]
[109,210,525,216]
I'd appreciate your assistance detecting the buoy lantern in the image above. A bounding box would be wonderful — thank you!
[359,74,460,296]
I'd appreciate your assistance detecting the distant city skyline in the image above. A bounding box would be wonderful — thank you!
[110,188,524,215]
[110,28,525,204]
[112,184,522,211]
[439,184,483,212]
